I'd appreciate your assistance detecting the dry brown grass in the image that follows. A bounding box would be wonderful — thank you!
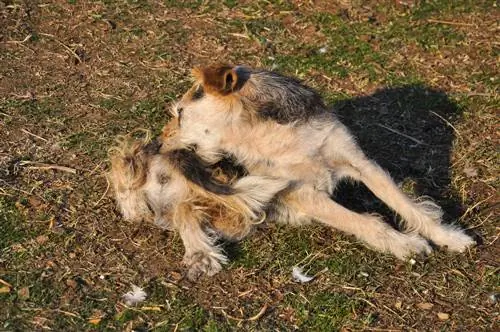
[0,0,498,330]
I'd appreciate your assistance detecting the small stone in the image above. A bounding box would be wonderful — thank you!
[417,302,434,310]
[437,312,449,320]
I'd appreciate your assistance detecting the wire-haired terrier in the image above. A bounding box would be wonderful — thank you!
[168,65,475,264]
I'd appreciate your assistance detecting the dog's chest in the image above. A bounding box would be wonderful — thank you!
[180,108,223,150]
[225,121,330,166]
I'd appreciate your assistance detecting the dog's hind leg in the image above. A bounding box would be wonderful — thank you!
[282,186,432,260]
[322,124,475,252]
[174,202,227,281]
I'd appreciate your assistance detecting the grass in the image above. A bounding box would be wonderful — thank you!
[0,0,498,330]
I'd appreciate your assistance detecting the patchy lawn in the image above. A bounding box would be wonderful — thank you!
[0,0,498,330]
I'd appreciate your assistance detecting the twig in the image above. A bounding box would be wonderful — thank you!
[38,32,81,63]
[93,175,110,206]
[427,19,474,27]
[21,129,48,142]
[488,232,500,246]
[54,309,81,318]
[247,303,268,321]
[461,195,493,221]
[229,33,251,39]
[221,303,268,322]
[376,123,425,145]
[429,111,462,139]
[0,179,47,202]
[0,278,12,288]
[19,161,76,174]
[5,34,32,44]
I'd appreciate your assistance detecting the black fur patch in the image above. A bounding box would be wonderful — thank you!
[167,148,236,195]
[143,138,162,155]
[192,85,204,100]
[213,153,248,180]
[249,70,329,124]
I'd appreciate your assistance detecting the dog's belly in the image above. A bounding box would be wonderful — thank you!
[223,121,336,193]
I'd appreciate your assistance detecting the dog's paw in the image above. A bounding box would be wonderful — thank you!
[183,251,225,281]
[389,232,432,260]
[432,225,476,252]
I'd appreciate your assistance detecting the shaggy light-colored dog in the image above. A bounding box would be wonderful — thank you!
[165,65,475,275]
[108,122,289,280]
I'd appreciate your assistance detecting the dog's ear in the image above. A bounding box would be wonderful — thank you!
[192,65,240,95]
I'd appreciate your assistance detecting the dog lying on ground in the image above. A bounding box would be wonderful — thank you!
[108,122,289,280]
[168,65,475,270]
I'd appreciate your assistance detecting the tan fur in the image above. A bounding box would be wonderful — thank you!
[172,65,475,260]
[108,124,289,279]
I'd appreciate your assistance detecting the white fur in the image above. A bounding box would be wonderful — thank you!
[232,175,289,220]
[122,285,147,306]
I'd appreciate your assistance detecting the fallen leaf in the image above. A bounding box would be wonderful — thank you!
[66,279,78,289]
[88,318,101,325]
[0,278,12,288]
[417,302,434,310]
[437,312,449,320]
[18,287,30,300]
[28,197,43,208]
[88,309,103,325]
[169,271,182,281]
[463,167,478,178]
[0,286,11,293]
[36,235,49,244]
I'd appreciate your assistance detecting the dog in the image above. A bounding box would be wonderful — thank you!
[108,121,289,280]
[169,64,475,263]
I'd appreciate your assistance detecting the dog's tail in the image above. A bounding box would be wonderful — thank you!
[205,175,289,240]
[228,175,290,221]
[108,132,160,221]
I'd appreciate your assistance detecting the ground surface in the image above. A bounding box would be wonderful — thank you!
[0,0,498,331]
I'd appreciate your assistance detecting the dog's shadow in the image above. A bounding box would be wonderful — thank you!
[331,84,464,222]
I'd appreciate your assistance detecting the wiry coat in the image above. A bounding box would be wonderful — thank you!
[108,122,289,280]
[172,65,475,262]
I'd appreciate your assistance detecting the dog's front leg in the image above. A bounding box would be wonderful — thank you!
[174,203,227,281]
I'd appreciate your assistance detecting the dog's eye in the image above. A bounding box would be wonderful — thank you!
[192,85,204,100]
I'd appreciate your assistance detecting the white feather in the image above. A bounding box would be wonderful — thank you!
[292,266,314,283]
[122,285,147,306]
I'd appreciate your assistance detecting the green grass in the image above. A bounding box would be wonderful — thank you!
[0,0,498,330]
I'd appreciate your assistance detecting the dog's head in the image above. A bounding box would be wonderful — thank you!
[175,64,328,124]
[108,124,244,227]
